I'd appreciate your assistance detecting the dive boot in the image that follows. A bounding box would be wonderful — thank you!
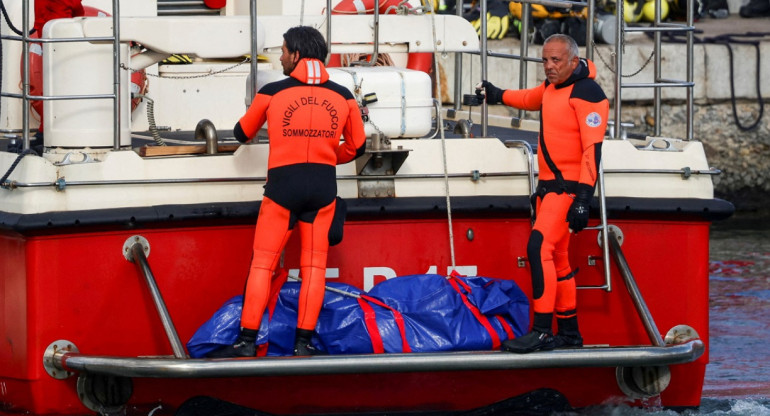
[206,328,258,358]
[501,329,555,354]
[553,333,584,349]
[554,316,583,349]
[293,328,325,356]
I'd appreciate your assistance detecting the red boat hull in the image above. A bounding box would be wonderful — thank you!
[1,214,710,414]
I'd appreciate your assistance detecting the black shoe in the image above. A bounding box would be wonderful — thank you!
[553,333,584,349]
[206,328,258,358]
[206,338,257,358]
[293,328,325,356]
[293,341,325,356]
[501,330,555,354]
[739,0,770,17]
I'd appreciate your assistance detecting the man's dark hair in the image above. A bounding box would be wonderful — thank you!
[283,26,328,61]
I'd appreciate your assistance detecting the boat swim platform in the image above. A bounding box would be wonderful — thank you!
[47,340,703,379]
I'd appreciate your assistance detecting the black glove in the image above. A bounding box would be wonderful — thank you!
[475,80,504,105]
[567,184,594,233]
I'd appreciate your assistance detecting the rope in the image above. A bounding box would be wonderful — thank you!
[712,35,765,132]
[1,148,37,189]
[135,95,166,146]
[119,57,250,80]
[0,0,26,36]
[427,1,456,268]
[592,40,655,78]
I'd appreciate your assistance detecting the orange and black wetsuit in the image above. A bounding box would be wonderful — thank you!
[234,58,366,334]
[501,58,608,333]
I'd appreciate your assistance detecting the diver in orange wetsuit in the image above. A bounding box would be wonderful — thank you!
[209,26,366,357]
[477,34,609,353]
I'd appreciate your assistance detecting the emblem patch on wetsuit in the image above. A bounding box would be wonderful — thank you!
[586,112,602,128]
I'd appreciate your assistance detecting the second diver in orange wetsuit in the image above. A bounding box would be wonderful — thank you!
[477,34,609,353]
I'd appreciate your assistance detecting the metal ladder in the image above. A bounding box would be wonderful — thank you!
[0,0,122,151]
[453,0,695,295]
[609,0,696,141]
[587,0,695,296]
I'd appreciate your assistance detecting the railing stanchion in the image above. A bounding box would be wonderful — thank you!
[128,241,186,359]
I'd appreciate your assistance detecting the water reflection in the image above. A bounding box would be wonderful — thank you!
[706,215,770,399]
[558,215,770,415]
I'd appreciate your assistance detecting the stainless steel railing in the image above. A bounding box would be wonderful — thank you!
[0,0,121,150]
[125,236,187,359]
[614,0,696,140]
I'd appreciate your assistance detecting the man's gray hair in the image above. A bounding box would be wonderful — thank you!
[544,34,579,60]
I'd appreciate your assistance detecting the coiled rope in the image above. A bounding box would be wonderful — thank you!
[135,95,166,146]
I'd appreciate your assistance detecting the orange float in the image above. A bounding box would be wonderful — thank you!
[328,0,433,74]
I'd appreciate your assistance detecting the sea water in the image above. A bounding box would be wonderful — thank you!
[699,215,770,414]
[559,214,770,415]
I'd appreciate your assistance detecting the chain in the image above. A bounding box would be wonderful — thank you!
[367,117,385,137]
[592,40,655,78]
[120,57,251,79]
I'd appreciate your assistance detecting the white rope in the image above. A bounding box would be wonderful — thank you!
[147,405,163,416]
[427,2,456,269]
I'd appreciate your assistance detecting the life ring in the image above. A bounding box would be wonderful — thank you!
[23,5,148,129]
[327,0,433,74]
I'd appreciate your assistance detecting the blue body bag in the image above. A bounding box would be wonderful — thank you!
[187,274,530,357]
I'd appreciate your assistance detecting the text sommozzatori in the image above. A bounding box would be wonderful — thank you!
[281,96,340,139]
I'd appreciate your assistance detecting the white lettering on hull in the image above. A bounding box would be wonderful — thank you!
[289,266,479,291]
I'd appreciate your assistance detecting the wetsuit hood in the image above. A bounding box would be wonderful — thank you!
[553,58,597,89]
[290,58,330,85]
